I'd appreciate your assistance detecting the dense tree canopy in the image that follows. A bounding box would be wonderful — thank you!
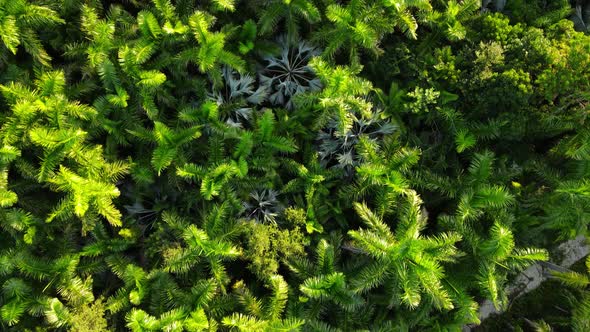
[0,0,589,331]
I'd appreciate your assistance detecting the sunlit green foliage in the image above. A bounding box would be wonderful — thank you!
[0,0,588,330]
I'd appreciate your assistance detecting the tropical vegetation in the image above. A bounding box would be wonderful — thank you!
[0,0,589,331]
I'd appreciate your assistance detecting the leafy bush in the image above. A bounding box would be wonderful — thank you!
[0,0,588,331]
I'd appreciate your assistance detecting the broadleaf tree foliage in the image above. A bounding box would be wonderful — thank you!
[0,0,588,331]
